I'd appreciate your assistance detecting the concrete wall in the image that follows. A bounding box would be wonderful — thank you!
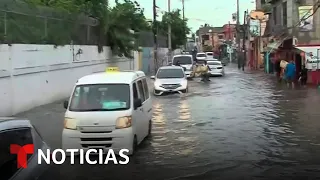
[0,44,135,116]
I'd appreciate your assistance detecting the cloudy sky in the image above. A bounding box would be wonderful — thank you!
[110,0,256,32]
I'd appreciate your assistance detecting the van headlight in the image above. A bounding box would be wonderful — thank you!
[154,81,161,88]
[64,118,77,130]
[180,80,187,88]
[116,116,132,129]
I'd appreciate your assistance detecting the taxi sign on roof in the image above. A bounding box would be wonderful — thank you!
[106,67,119,72]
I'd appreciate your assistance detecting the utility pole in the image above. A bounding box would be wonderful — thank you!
[168,0,172,62]
[153,0,158,73]
[236,0,240,69]
[182,0,186,50]
[242,10,247,71]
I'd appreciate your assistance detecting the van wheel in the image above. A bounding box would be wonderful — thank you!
[131,135,138,155]
[147,120,152,137]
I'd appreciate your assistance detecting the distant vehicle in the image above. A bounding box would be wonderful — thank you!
[207,60,225,76]
[196,52,206,60]
[205,52,214,59]
[0,117,50,180]
[172,55,194,78]
[62,68,152,155]
[151,66,188,96]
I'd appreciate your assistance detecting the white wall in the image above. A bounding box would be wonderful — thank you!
[0,44,135,116]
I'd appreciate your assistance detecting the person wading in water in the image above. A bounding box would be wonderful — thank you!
[285,60,296,88]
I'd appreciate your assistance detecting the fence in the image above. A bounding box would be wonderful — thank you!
[0,0,99,45]
[137,31,167,48]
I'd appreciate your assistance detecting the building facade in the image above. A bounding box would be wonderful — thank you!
[264,0,320,84]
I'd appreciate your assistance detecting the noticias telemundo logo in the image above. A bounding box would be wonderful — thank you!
[10,144,130,168]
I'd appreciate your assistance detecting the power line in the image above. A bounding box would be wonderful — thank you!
[266,0,320,54]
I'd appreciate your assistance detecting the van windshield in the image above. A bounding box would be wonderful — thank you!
[173,56,192,65]
[69,84,130,111]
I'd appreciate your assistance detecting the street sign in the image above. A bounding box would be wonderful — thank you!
[227,46,233,53]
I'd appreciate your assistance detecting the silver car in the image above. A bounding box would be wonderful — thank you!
[0,117,50,180]
[151,66,188,95]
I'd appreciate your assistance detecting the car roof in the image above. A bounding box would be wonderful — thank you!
[76,71,146,85]
[196,52,206,55]
[173,54,192,58]
[159,66,184,70]
[0,117,32,132]
[207,60,221,63]
[205,52,213,54]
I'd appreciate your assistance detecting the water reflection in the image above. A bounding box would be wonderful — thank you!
[178,100,191,121]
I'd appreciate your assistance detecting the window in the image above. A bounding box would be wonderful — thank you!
[137,80,145,102]
[273,7,277,25]
[133,83,138,100]
[0,128,33,180]
[172,56,192,65]
[156,68,185,79]
[218,34,224,39]
[282,2,287,26]
[142,79,149,100]
[196,54,206,58]
[69,84,130,111]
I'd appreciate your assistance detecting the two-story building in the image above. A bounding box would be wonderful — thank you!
[260,0,320,84]
[196,26,224,53]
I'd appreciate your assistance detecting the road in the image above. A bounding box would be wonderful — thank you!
[17,65,320,180]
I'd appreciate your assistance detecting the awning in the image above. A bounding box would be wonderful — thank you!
[263,41,282,52]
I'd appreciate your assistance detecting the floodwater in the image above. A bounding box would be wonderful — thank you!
[19,65,320,180]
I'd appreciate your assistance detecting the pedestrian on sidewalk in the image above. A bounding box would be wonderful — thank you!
[285,60,296,88]
[299,65,308,87]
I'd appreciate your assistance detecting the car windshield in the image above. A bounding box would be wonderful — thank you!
[69,84,130,111]
[206,53,213,56]
[156,69,184,79]
[173,56,192,65]
[208,61,221,65]
[197,54,206,57]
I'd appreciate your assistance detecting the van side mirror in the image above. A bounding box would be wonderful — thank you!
[63,100,69,109]
[134,99,142,109]
[150,76,155,79]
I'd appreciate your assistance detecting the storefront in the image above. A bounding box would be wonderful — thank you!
[295,46,320,85]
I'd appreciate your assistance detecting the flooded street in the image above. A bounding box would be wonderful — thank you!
[18,65,320,179]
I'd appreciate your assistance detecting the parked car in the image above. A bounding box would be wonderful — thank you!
[196,52,206,60]
[205,52,214,59]
[0,117,50,180]
[207,60,225,76]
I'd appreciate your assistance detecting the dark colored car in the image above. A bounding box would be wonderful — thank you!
[0,117,50,180]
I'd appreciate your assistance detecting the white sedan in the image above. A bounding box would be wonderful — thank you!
[207,60,225,76]
[151,66,188,95]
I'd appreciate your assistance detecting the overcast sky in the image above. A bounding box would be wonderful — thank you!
[109,0,256,32]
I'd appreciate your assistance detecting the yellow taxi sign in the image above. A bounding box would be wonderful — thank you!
[105,67,119,72]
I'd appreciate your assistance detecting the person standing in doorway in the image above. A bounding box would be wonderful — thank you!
[285,60,296,88]
[299,65,308,87]
[275,60,281,82]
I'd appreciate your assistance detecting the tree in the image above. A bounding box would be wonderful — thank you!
[105,0,150,57]
[23,0,150,58]
[159,9,190,50]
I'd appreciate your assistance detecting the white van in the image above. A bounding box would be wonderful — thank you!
[172,54,194,78]
[62,68,152,155]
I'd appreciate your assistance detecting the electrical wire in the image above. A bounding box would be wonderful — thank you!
[267,0,320,54]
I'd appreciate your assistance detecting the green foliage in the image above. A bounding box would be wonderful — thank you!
[105,0,151,57]
[158,9,190,50]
